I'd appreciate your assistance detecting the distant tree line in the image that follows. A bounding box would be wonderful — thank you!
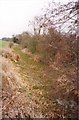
[2,37,12,41]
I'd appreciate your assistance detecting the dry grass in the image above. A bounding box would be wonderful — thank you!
[0,48,44,118]
[0,49,26,118]
[0,48,20,63]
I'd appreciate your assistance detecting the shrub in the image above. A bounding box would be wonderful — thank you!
[13,37,19,44]
[28,39,38,54]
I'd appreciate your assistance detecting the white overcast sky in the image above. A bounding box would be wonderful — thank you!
[0,0,74,38]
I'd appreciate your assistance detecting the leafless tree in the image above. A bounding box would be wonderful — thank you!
[29,1,79,35]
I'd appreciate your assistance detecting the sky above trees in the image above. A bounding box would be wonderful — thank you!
[0,0,75,38]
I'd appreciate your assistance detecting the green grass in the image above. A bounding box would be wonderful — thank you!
[0,40,9,48]
[13,45,62,100]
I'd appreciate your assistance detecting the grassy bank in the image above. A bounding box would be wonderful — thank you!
[13,45,64,115]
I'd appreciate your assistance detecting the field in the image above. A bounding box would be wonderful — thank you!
[0,40,9,48]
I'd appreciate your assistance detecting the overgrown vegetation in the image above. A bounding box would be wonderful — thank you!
[13,28,77,67]
[2,0,78,119]
[12,1,77,66]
